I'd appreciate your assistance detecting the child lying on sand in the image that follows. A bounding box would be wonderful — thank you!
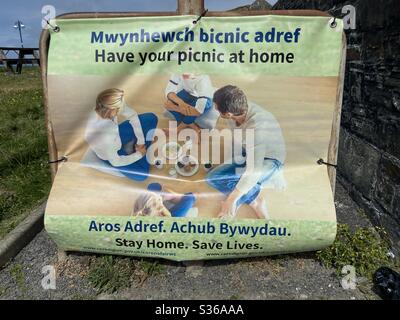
[132,183,196,218]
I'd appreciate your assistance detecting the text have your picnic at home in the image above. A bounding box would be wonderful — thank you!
[91,26,302,65]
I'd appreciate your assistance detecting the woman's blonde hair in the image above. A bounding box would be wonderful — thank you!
[95,88,124,119]
[132,192,171,217]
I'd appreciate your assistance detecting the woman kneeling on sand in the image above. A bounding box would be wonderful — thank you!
[85,88,158,182]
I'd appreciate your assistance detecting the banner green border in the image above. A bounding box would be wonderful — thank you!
[45,215,336,261]
[48,15,343,77]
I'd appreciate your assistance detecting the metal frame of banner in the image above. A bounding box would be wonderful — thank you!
[39,7,346,194]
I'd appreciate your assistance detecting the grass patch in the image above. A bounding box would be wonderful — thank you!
[138,259,165,285]
[88,256,134,293]
[139,259,165,277]
[87,255,166,293]
[0,67,51,238]
[317,224,395,279]
[0,286,8,296]
[10,263,27,295]
[0,67,42,91]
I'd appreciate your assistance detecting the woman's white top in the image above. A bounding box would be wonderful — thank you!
[85,105,145,167]
[165,74,214,114]
[225,102,286,195]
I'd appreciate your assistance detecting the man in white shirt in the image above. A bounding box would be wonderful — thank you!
[85,88,158,181]
[206,85,286,219]
[164,73,218,134]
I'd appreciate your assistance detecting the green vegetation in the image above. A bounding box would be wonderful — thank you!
[0,286,8,296]
[87,255,166,293]
[88,256,134,293]
[0,67,51,238]
[137,259,165,285]
[138,259,165,277]
[10,263,27,295]
[317,224,396,279]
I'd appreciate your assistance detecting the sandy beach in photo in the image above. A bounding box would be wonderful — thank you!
[45,73,338,221]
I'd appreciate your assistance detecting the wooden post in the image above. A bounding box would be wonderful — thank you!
[327,33,347,194]
[40,29,59,180]
[177,0,205,15]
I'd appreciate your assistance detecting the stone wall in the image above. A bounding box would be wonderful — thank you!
[273,0,400,250]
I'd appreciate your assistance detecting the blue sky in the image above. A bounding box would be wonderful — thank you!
[0,0,278,48]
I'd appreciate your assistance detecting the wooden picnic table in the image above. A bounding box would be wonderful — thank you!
[0,47,40,74]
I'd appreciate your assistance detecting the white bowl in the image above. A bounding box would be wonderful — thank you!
[162,142,182,160]
[175,155,199,177]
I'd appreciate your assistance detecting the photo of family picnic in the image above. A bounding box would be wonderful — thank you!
[45,71,338,222]
[84,73,286,220]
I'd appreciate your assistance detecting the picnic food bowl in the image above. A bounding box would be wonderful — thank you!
[162,142,183,160]
[154,158,164,169]
[204,163,213,172]
[175,155,199,177]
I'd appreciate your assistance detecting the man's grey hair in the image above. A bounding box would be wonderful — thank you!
[213,85,248,115]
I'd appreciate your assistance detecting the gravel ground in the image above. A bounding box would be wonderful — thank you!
[0,182,379,300]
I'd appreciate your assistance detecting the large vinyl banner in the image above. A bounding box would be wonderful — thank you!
[45,14,344,261]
